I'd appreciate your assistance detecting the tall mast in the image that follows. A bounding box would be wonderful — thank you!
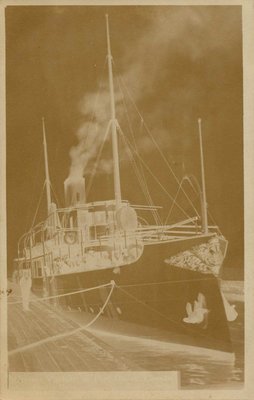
[105,14,121,207]
[198,118,208,234]
[42,117,52,214]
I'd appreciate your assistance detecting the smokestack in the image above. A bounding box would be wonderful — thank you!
[64,176,86,207]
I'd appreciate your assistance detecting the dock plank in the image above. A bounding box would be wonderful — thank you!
[8,350,25,372]
[8,281,139,372]
[29,345,63,372]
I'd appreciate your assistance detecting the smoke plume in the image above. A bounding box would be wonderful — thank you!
[68,7,240,179]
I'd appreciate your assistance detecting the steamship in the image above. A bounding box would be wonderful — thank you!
[14,15,237,356]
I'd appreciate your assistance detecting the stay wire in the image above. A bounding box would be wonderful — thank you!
[50,182,63,209]
[116,68,201,219]
[76,58,108,163]
[29,181,46,232]
[86,120,112,198]
[117,126,193,221]
[115,75,162,225]
[183,176,222,235]
[165,178,200,224]
[119,127,162,226]
[25,148,44,232]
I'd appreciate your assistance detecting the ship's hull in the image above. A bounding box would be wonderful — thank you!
[32,235,233,355]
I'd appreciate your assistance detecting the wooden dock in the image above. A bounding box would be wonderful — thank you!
[8,281,139,372]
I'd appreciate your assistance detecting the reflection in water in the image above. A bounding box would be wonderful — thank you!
[66,300,243,388]
[87,301,244,388]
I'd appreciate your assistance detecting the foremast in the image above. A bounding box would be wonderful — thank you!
[42,117,52,214]
[198,118,208,234]
[105,14,122,209]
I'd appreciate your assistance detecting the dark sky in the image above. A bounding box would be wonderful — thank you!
[6,5,243,273]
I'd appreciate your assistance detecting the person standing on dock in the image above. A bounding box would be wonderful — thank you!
[19,269,32,311]
[12,269,19,284]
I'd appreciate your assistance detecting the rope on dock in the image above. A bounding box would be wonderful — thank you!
[8,282,113,305]
[8,280,116,356]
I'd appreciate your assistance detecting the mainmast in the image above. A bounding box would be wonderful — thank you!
[42,117,52,214]
[198,118,208,234]
[105,14,122,208]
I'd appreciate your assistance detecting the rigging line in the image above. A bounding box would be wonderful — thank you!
[122,129,161,225]
[8,282,115,355]
[87,58,108,128]
[117,125,193,221]
[117,72,200,216]
[165,179,186,224]
[135,118,154,208]
[49,182,62,208]
[118,120,161,225]
[184,176,222,235]
[86,120,112,198]
[114,117,159,225]
[77,58,108,153]
[29,181,46,231]
[116,129,153,218]
[115,75,162,225]
[115,70,150,185]
[116,115,155,216]
[136,118,150,190]
[165,179,200,225]
[189,181,222,234]
[25,148,44,233]
[115,73,147,183]
[120,132,157,221]
[119,127,162,226]
[207,212,222,235]
[119,127,191,221]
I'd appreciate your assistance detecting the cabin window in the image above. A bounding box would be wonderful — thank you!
[61,211,78,229]
[89,225,107,239]
[107,211,114,222]
[77,210,88,226]
[33,259,43,277]
[86,213,92,225]
[31,262,36,278]
[94,211,106,225]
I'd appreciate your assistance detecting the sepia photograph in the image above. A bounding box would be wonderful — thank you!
[1,1,253,398]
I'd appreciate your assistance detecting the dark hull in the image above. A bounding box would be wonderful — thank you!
[32,236,233,354]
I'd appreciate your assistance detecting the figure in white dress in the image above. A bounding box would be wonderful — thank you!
[19,269,32,311]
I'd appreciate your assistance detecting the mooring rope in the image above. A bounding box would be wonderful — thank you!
[117,276,214,288]
[8,275,217,306]
[8,282,113,306]
[8,281,115,356]
[8,276,230,356]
